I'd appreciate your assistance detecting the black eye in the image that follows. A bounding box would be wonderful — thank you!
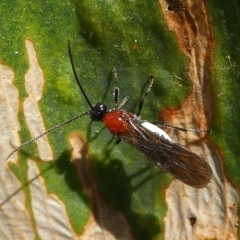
[90,102,107,121]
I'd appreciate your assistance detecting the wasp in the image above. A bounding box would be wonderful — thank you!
[7,42,213,188]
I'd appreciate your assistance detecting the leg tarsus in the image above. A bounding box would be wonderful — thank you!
[136,74,154,117]
[112,68,119,110]
[115,138,122,144]
[151,121,211,133]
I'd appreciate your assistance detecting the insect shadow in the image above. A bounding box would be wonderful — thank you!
[71,133,162,240]
[6,41,212,190]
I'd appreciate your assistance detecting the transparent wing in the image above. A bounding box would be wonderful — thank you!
[117,118,212,188]
[138,140,212,188]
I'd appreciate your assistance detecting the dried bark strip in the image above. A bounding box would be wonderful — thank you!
[158,1,238,239]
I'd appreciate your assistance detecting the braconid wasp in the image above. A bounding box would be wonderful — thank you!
[7,41,213,188]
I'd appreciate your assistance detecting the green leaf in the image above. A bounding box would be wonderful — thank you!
[1,0,239,239]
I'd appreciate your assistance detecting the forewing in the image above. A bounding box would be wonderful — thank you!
[148,141,213,188]
[117,118,212,188]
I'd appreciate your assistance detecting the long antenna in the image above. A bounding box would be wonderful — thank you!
[68,41,94,109]
[6,111,91,160]
[6,42,93,161]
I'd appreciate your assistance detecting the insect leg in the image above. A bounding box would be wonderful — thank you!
[136,74,154,117]
[112,68,120,110]
[152,121,211,133]
[115,138,122,144]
